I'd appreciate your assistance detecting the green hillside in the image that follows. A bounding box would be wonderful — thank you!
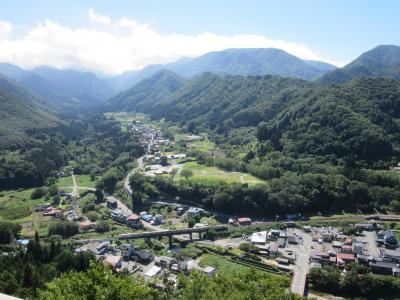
[106,70,186,112]
[0,75,59,148]
[316,45,400,85]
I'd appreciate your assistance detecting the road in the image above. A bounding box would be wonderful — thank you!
[71,173,79,198]
[109,196,165,232]
[290,229,312,297]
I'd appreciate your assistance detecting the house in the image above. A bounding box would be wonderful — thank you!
[354,222,375,231]
[187,207,203,217]
[336,253,355,265]
[107,198,118,209]
[376,230,398,248]
[268,229,280,239]
[251,231,267,245]
[237,217,252,226]
[380,248,400,263]
[332,241,342,249]
[104,255,122,269]
[75,241,110,255]
[310,252,331,264]
[357,254,373,264]
[126,214,143,229]
[130,250,153,263]
[145,265,162,279]
[277,238,286,248]
[141,214,153,222]
[353,242,364,255]
[369,261,400,275]
[177,207,186,216]
[154,256,177,268]
[203,266,216,277]
[341,245,353,254]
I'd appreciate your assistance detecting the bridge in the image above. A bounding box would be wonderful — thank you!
[77,225,228,247]
[119,225,228,247]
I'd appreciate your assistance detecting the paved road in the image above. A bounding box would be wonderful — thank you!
[363,231,379,258]
[110,196,165,232]
[290,229,312,297]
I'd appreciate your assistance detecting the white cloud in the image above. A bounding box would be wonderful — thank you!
[0,9,341,74]
[88,8,111,25]
[0,21,12,40]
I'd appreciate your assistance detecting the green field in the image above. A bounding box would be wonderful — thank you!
[0,188,47,222]
[200,253,251,273]
[56,176,73,188]
[178,161,264,185]
[74,175,98,188]
[187,140,215,152]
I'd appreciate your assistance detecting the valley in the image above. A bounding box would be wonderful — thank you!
[2,40,400,299]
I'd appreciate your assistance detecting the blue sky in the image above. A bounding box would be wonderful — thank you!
[0,0,398,74]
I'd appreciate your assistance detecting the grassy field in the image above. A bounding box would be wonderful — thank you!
[0,188,47,221]
[178,161,264,185]
[200,253,251,273]
[187,140,215,152]
[56,176,73,188]
[74,175,98,188]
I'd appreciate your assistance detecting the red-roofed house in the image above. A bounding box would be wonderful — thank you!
[237,217,252,226]
[336,253,355,266]
[126,214,143,229]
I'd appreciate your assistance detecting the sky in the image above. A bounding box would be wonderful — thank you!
[0,0,399,75]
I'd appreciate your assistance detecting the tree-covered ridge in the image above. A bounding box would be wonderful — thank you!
[107,70,187,112]
[316,45,400,85]
[258,77,400,164]
[0,75,60,149]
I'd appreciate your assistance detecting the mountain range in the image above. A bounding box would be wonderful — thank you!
[107,48,337,91]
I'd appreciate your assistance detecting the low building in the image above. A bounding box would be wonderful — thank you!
[376,230,398,248]
[341,245,353,254]
[332,241,342,249]
[303,226,312,233]
[104,255,122,269]
[277,238,286,248]
[187,207,203,217]
[126,214,143,229]
[268,242,279,256]
[369,261,400,275]
[336,253,355,265]
[145,265,161,279]
[75,241,110,255]
[203,266,216,277]
[154,256,177,268]
[380,248,400,263]
[237,217,252,226]
[251,231,267,245]
[354,222,374,231]
[106,198,118,209]
[353,242,364,255]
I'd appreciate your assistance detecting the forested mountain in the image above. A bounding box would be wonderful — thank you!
[109,70,400,164]
[0,75,60,148]
[316,45,400,85]
[109,48,336,91]
[106,70,187,112]
[0,64,115,108]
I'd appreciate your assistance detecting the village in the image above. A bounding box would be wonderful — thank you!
[21,117,400,298]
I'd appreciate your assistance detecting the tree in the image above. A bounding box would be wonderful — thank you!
[101,168,121,193]
[38,263,158,300]
[181,169,193,181]
[95,221,110,233]
[160,156,169,166]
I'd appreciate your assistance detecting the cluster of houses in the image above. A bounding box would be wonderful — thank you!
[74,240,216,285]
[310,225,400,276]
[34,203,62,218]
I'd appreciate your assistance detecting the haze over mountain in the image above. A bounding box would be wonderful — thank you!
[0,75,59,148]
[316,45,400,85]
[0,64,115,109]
[108,48,337,91]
